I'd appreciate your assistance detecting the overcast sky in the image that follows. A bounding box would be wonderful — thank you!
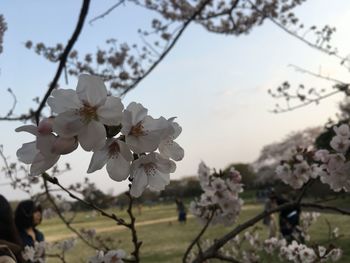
[1,0,350,200]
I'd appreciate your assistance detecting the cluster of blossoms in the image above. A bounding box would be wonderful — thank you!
[263,237,343,263]
[22,241,46,263]
[88,249,126,263]
[16,74,184,197]
[189,162,243,226]
[276,124,350,191]
[279,240,342,263]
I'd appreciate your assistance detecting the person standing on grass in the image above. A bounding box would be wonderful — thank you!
[0,195,24,263]
[175,198,187,224]
[14,200,44,248]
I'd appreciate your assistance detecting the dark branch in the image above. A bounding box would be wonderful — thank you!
[125,191,142,263]
[183,211,214,263]
[34,0,91,124]
[301,203,350,216]
[120,0,211,96]
[43,177,100,250]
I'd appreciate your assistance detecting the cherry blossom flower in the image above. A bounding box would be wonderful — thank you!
[87,138,133,181]
[191,162,243,226]
[330,135,350,153]
[22,242,46,263]
[276,161,311,189]
[334,124,350,138]
[48,74,124,151]
[121,102,171,154]
[104,250,126,263]
[88,249,126,263]
[129,152,176,197]
[16,119,77,176]
[158,118,184,161]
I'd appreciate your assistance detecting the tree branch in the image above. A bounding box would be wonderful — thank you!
[301,203,350,216]
[120,0,211,96]
[183,211,214,263]
[43,177,100,251]
[34,0,91,124]
[89,0,125,25]
[125,191,142,263]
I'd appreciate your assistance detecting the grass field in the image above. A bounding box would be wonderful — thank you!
[41,202,350,263]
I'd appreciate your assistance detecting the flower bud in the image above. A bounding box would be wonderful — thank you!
[38,118,54,135]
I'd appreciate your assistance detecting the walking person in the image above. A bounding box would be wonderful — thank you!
[175,198,187,224]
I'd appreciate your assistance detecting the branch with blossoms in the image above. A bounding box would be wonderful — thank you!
[268,66,350,114]
[14,73,184,262]
[0,0,91,123]
[185,142,350,263]
[244,1,350,113]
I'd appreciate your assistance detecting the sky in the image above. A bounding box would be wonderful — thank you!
[1,0,350,200]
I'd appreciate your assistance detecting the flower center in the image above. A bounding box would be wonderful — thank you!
[130,121,145,137]
[108,141,120,158]
[79,103,98,123]
[143,163,156,177]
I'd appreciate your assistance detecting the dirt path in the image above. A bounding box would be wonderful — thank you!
[46,204,262,242]
[46,215,194,242]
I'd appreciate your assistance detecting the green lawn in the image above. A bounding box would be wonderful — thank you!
[41,203,350,263]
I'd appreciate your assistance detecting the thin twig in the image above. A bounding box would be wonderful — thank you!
[247,0,345,62]
[270,89,341,113]
[43,177,100,251]
[121,0,211,96]
[183,211,214,263]
[89,0,125,25]
[43,173,126,225]
[288,64,346,85]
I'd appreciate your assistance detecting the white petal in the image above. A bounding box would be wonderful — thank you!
[15,125,38,136]
[159,140,184,161]
[155,154,176,173]
[53,110,84,137]
[76,74,107,106]
[125,135,156,154]
[130,167,148,198]
[52,137,78,155]
[87,146,109,173]
[106,156,130,181]
[144,116,171,138]
[47,89,81,114]
[118,140,133,161]
[78,120,106,151]
[126,102,148,124]
[97,96,124,126]
[30,153,60,176]
[170,121,182,139]
[148,171,170,191]
[121,110,133,135]
[17,141,39,164]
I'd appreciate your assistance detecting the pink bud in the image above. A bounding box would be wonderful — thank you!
[38,118,54,135]
[52,137,78,155]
